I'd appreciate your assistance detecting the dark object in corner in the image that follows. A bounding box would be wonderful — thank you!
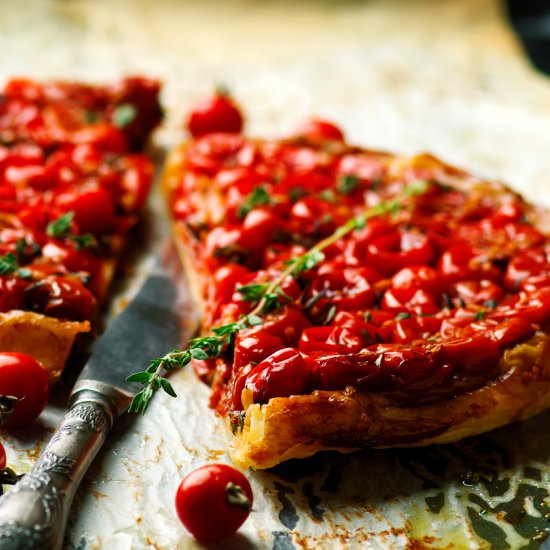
[507,0,550,75]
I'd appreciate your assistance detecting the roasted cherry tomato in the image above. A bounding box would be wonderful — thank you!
[438,242,501,283]
[0,352,49,428]
[24,275,97,321]
[175,463,253,542]
[56,187,116,234]
[187,91,244,137]
[381,287,439,315]
[187,133,252,175]
[392,265,441,294]
[293,118,345,142]
[451,279,504,306]
[504,247,549,291]
[246,307,312,347]
[298,325,365,354]
[308,264,376,312]
[233,331,285,370]
[0,276,29,312]
[363,228,434,277]
[0,441,5,469]
[243,348,313,404]
[437,335,501,376]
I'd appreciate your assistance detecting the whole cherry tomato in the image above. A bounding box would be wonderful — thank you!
[187,91,244,137]
[0,352,49,428]
[175,463,253,542]
[293,118,345,142]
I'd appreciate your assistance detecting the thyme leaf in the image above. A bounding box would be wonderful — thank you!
[337,174,359,195]
[47,212,98,251]
[237,186,272,219]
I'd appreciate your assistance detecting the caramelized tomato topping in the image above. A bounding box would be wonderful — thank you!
[0,77,160,322]
[175,133,550,412]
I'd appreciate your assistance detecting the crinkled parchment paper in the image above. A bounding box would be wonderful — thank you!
[1,0,550,548]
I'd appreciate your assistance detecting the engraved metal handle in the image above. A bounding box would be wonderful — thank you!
[0,386,120,550]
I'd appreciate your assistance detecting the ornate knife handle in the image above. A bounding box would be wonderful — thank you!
[0,385,121,550]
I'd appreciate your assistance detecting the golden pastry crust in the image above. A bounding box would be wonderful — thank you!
[164,138,550,469]
[0,310,90,383]
[231,333,550,469]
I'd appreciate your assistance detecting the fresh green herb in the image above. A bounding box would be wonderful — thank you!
[237,186,272,219]
[47,212,74,238]
[246,313,264,326]
[289,187,303,202]
[112,103,136,128]
[363,311,373,323]
[405,179,430,196]
[84,110,100,123]
[13,238,41,265]
[442,293,454,310]
[236,283,269,302]
[361,329,373,344]
[474,310,486,321]
[47,212,98,251]
[395,312,413,320]
[303,289,327,310]
[128,317,250,414]
[127,180,429,414]
[320,189,336,203]
[324,304,337,325]
[72,234,97,251]
[0,252,32,279]
[0,253,19,276]
[337,174,359,195]
[237,283,292,312]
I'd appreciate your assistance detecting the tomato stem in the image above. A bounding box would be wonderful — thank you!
[225,482,252,511]
[0,395,19,425]
[0,467,22,496]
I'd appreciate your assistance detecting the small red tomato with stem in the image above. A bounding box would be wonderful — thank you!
[293,118,345,142]
[0,352,49,428]
[187,89,244,137]
[175,463,253,542]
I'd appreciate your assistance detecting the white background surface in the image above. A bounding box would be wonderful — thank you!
[1,0,550,548]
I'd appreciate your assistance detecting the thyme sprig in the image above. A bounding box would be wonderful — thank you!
[0,238,37,279]
[127,180,428,414]
[47,212,98,251]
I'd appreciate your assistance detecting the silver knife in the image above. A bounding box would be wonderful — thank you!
[0,259,182,549]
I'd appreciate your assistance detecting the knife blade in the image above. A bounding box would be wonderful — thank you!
[0,257,183,550]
